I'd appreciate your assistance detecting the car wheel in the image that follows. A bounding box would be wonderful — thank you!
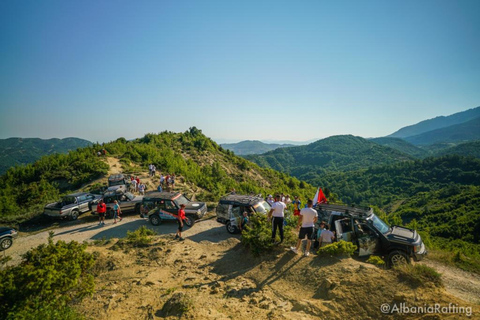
[388,250,409,267]
[226,221,238,234]
[0,237,13,251]
[150,214,162,226]
[69,210,79,221]
[184,216,195,227]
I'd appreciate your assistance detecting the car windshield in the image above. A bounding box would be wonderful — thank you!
[175,195,190,206]
[125,192,135,201]
[254,201,271,214]
[62,196,76,205]
[371,214,391,234]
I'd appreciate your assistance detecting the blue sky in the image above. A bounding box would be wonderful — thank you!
[1,0,479,143]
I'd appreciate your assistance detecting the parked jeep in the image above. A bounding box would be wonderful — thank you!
[143,192,207,227]
[315,203,427,266]
[216,194,271,234]
[90,189,143,218]
[0,227,18,251]
[44,192,101,220]
[108,174,128,187]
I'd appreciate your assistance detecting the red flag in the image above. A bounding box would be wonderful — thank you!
[317,188,327,204]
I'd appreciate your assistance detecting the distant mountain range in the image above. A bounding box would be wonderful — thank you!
[0,137,92,175]
[388,106,480,139]
[221,140,295,155]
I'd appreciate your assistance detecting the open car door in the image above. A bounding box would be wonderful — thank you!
[355,223,380,256]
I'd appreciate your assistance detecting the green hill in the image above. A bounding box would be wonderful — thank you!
[221,140,294,155]
[0,128,315,224]
[0,137,92,175]
[369,137,429,158]
[404,116,480,146]
[245,135,414,181]
[433,140,480,159]
[388,106,480,138]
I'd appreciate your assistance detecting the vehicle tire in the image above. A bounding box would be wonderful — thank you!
[0,237,13,251]
[69,210,79,221]
[150,214,162,226]
[388,250,409,267]
[184,215,195,227]
[226,221,238,234]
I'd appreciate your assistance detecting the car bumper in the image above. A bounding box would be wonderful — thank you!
[413,242,428,261]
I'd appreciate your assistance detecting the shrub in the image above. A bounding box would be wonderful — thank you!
[116,226,157,248]
[317,241,357,257]
[0,233,95,320]
[366,255,386,266]
[241,214,275,256]
[395,264,442,287]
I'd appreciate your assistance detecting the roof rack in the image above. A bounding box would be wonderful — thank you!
[314,203,373,217]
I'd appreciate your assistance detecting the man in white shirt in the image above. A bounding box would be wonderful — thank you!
[319,225,335,247]
[268,194,287,244]
[291,199,317,256]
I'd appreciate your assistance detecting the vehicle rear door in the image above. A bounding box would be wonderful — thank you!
[354,223,380,256]
[77,195,89,212]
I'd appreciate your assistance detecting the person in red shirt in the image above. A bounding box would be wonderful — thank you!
[97,199,107,226]
[175,204,186,241]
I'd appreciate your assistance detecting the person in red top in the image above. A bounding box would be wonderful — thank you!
[175,204,186,241]
[97,199,107,226]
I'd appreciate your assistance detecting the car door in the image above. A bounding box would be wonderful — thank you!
[355,223,380,256]
[119,193,133,212]
[228,205,241,227]
[158,200,178,221]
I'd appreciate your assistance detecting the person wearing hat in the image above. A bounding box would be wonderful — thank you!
[175,204,186,241]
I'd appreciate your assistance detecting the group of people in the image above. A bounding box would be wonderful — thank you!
[129,176,146,195]
[96,199,123,226]
[266,194,303,216]
[267,194,335,256]
[157,173,175,192]
[148,164,157,177]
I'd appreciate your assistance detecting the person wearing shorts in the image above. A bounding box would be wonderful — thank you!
[175,204,186,241]
[291,199,317,256]
[113,200,122,224]
[97,199,106,226]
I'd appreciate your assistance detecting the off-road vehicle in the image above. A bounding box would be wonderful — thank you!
[43,192,101,220]
[142,192,207,227]
[90,188,143,218]
[216,194,271,234]
[108,174,128,187]
[315,203,427,266]
[0,227,17,251]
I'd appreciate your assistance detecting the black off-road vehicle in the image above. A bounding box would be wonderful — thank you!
[143,192,207,227]
[315,203,427,266]
[216,194,271,234]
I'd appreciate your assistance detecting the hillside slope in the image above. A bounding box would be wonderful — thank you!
[370,137,429,158]
[434,140,480,159]
[388,106,480,138]
[245,135,413,181]
[0,137,92,175]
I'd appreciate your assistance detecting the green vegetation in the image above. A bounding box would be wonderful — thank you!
[0,233,95,320]
[245,135,413,181]
[316,241,357,257]
[0,146,108,223]
[366,255,386,266]
[395,264,442,288]
[221,140,294,155]
[0,128,315,224]
[369,137,429,158]
[434,140,480,159]
[0,137,92,175]
[124,225,157,247]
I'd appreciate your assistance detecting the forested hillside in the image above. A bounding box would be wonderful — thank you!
[434,141,480,159]
[245,135,413,181]
[0,128,315,223]
[0,137,92,175]
[369,137,429,158]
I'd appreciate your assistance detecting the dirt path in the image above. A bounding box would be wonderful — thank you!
[421,258,480,305]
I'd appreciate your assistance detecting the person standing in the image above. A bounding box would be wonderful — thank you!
[266,195,274,206]
[131,178,138,193]
[152,164,156,176]
[97,199,107,226]
[113,200,122,224]
[291,199,317,256]
[160,174,165,187]
[268,194,286,244]
[175,204,186,241]
[292,196,302,216]
[148,164,153,177]
[139,183,145,195]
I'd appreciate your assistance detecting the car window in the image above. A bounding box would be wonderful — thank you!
[63,197,76,205]
[125,192,134,201]
[371,214,390,234]
[254,201,271,214]
[166,200,177,210]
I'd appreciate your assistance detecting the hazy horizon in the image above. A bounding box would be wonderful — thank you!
[1,1,479,143]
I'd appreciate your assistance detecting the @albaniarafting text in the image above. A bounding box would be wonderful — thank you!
[380,303,472,316]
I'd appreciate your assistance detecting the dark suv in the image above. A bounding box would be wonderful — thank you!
[143,192,207,227]
[315,203,427,266]
[216,194,271,234]
[108,174,128,187]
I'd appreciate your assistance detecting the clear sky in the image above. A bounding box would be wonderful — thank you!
[1,0,479,143]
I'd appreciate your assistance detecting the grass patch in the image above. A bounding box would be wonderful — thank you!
[395,264,442,288]
[366,255,386,267]
[112,226,157,251]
